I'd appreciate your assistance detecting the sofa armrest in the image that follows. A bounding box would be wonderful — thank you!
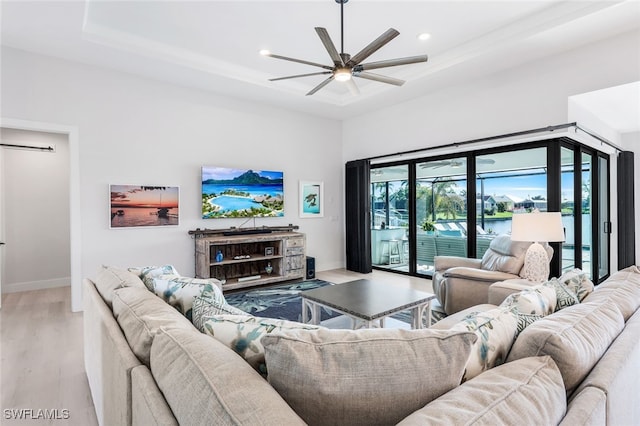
[437,269,519,315]
[434,256,482,272]
[560,387,606,426]
[444,267,519,283]
[488,279,538,305]
[131,366,178,426]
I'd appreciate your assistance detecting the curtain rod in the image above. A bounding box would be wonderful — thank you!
[362,122,622,162]
[0,143,54,152]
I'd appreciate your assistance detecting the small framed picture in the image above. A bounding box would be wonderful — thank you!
[299,180,324,218]
[265,247,274,256]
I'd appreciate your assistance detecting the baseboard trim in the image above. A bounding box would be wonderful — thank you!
[2,277,71,293]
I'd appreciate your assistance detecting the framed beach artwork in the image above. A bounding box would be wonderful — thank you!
[110,185,180,228]
[299,181,324,218]
[202,167,284,218]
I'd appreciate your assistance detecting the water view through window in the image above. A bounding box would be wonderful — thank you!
[369,140,609,281]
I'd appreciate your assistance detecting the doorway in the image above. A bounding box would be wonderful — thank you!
[0,118,81,312]
[1,129,70,300]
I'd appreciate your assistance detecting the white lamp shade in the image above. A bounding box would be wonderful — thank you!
[511,212,565,243]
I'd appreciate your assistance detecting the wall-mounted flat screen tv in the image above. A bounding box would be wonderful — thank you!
[202,167,284,218]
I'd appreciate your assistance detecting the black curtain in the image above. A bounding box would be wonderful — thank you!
[345,160,372,273]
[617,151,636,269]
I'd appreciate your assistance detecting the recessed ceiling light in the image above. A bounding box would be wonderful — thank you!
[259,49,271,56]
[417,33,431,41]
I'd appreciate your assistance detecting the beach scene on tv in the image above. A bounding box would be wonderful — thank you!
[202,167,284,218]
[110,185,179,228]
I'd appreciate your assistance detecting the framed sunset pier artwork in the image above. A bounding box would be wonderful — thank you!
[110,185,180,228]
[202,167,284,218]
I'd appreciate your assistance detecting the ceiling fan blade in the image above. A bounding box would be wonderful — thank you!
[356,55,429,71]
[420,161,449,168]
[345,78,360,96]
[263,52,333,71]
[306,76,334,96]
[354,71,405,86]
[269,71,332,82]
[477,158,496,165]
[346,28,400,67]
[315,27,343,67]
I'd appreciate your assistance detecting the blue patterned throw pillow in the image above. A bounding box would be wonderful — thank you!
[128,265,179,291]
[192,293,247,331]
[451,306,519,381]
[202,315,321,377]
[149,276,223,321]
[543,278,580,312]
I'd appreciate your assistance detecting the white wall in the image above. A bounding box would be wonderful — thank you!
[343,30,639,162]
[0,129,70,292]
[343,29,640,270]
[1,47,345,291]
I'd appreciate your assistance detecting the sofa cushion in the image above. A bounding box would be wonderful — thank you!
[192,296,247,332]
[543,278,580,311]
[500,284,556,316]
[559,268,594,302]
[450,306,519,381]
[262,327,476,426]
[112,287,195,366]
[149,275,222,321]
[201,315,321,376]
[507,301,625,393]
[150,327,306,426]
[397,356,566,426]
[583,266,640,321]
[94,265,146,308]
[128,265,179,290]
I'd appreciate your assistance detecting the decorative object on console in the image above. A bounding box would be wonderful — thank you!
[299,181,324,218]
[265,262,273,275]
[201,166,284,219]
[110,185,179,228]
[511,212,564,283]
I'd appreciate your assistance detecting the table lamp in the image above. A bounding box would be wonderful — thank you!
[510,212,565,283]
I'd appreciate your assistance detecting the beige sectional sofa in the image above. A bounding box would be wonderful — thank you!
[83,265,640,425]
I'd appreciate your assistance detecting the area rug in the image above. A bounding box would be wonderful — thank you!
[224,279,412,324]
[224,279,338,323]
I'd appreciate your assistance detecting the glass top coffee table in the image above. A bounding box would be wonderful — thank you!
[300,279,435,329]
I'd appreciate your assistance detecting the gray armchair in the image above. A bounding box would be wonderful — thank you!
[432,235,552,315]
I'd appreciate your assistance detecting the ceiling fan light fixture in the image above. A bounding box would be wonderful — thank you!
[259,49,271,56]
[334,68,352,81]
[417,33,431,41]
[263,0,428,95]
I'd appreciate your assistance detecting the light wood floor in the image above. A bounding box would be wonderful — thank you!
[0,269,432,425]
[1,286,97,425]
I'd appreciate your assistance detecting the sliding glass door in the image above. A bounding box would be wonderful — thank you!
[597,155,609,281]
[370,165,409,272]
[369,138,610,282]
[475,148,548,259]
[415,158,467,275]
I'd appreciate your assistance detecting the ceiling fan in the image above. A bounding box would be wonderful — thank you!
[262,0,428,96]
[420,159,496,169]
